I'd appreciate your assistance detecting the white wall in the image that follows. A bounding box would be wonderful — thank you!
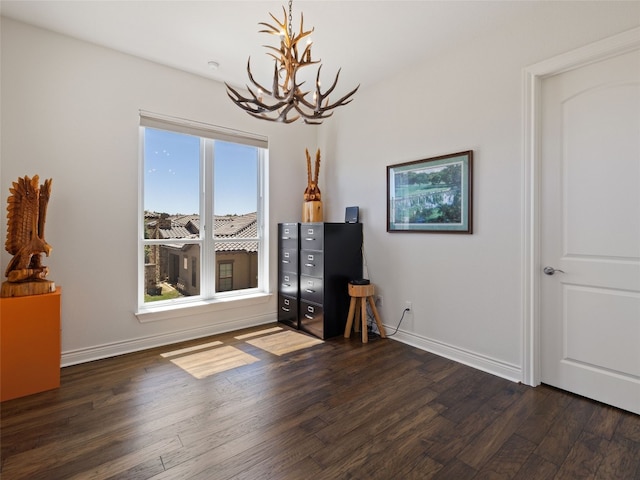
[319,2,640,381]
[2,2,639,380]
[0,18,316,364]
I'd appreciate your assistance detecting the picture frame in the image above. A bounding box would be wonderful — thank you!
[387,150,473,233]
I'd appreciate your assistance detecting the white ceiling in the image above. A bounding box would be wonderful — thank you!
[1,1,542,94]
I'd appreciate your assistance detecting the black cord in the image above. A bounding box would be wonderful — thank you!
[386,308,410,337]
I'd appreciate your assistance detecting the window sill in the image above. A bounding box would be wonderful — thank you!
[135,292,273,323]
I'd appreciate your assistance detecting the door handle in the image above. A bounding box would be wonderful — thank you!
[543,266,565,276]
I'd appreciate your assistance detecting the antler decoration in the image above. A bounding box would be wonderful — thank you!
[225,1,359,124]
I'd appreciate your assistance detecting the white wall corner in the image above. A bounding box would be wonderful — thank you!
[388,331,523,384]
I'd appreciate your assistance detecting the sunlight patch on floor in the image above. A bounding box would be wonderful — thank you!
[234,326,283,340]
[160,340,224,358]
[245,330,323,356]
[168,345,259,379]
[161,328,323,378]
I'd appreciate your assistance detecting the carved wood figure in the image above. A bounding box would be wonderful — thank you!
[1,175,55,297]
[302,148,323,222]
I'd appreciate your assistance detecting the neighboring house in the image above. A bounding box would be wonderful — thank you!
[145,212,258,297]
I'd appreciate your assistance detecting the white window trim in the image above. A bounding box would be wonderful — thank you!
[137,111,270,320]
[135,292,273,323]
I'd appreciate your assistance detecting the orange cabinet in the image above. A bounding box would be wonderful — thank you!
[1,287,61,401]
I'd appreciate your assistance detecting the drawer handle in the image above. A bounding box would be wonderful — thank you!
[281,307,290,312]
[304,237,315,241]
[305,289,315,293]
[282,260,290,264]
[282,283,291,287]
[305,314,314,320]
[282,236,292,240]
[304,263,314,267]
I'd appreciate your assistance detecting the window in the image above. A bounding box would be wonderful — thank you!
[218,262,233,292]
[139,112,267,310]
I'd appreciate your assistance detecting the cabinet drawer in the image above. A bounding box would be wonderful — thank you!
[278,295,299,329]
[300,275,323,304]
[300,224,323,251]
[279,272,298,297]
[279,223,299,249]
[300,251,323,277]
[299,301,324,338]
[280,248,298,272]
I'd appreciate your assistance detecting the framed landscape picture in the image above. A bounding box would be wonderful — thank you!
[387,150,473,233]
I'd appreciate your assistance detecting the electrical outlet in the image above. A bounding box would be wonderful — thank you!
[375,295,383,307]
[405,301,412,312]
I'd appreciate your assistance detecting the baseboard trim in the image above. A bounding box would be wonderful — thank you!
[61,313,276,367]
[388,328,522,383]
[62,314,523,383]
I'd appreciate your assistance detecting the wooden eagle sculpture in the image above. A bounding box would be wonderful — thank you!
[1,175,54,297]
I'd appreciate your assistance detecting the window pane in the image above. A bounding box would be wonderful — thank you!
[144,243,200,302]
[218,262,233,292]
[212,141,260,294]
[215,246,258,293]
[144,128,200,228]
[213,141,257,216]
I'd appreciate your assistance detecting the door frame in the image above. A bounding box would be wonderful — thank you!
[521,26,640,387]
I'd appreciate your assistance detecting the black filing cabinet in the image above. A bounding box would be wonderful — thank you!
[277,223,300,329]
[298,222,363,339]
[278,222,363,338]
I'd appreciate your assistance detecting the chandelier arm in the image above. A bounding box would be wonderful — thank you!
[295,103,334,120]
[238,58,273,97]
[248,111,300,123]
[312,68,360,110]
[295,95,320,112]
[272,63,303,101]
[248,112,279,122]
[261,7,288,34]
[264,46,287,57]
[300,43,313,63]
[271,62,285,99]
[231,63,301,113]
[226,86,285,115]
[291,95,335,120]
[322,84,360,108]
[296,82,359,115]
[317,66,340,97]
[293,29,313,44]
[277,102,301,123]
[226,90,265,115]
[258,24,283,36]
[227,71,296,116]
[227,80,307,123]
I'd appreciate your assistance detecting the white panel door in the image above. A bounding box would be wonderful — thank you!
[540,48,640,414]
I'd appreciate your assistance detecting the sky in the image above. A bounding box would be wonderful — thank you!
[144,128,258,216]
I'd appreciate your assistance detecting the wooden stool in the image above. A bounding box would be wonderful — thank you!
[344,283,387,343]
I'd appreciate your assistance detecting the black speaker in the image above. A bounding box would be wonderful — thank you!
[345,206,359,223]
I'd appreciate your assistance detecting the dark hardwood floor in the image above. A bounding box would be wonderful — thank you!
[1,323,639,479]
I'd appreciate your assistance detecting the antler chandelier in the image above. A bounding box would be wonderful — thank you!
[225,0,359,124]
